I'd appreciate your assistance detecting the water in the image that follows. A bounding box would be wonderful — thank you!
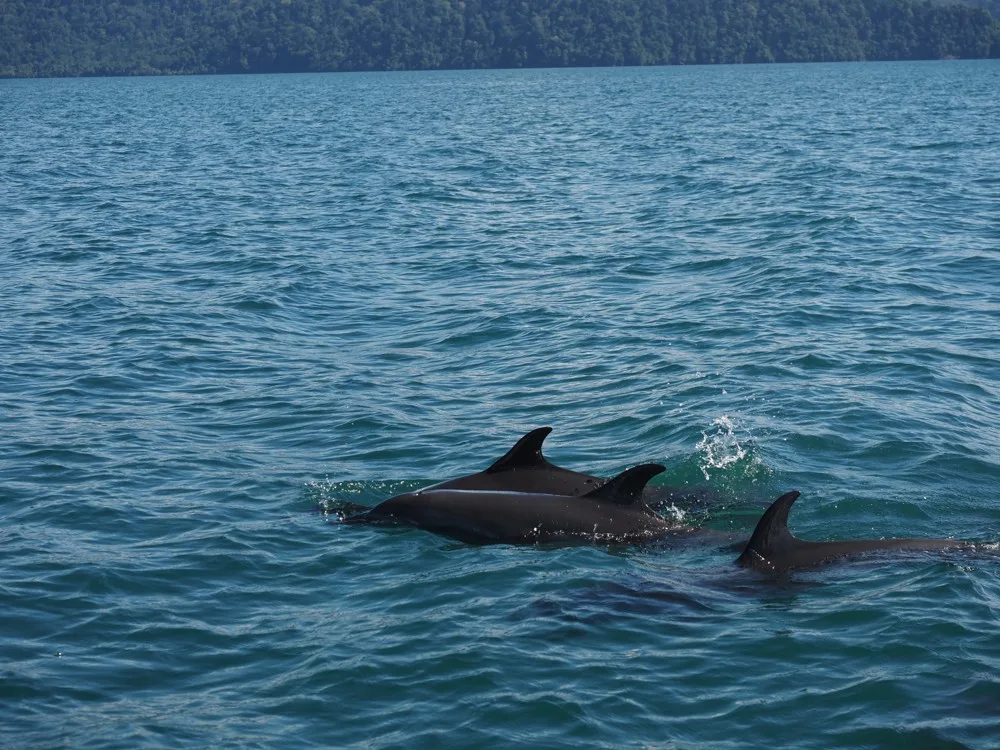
[2,61,999,748]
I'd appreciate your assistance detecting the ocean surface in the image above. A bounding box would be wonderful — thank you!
[2,60,999,748]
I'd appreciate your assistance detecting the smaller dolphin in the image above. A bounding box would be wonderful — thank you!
[425,427,604,496]
[419,427,709,508]
[344,463,684,544]
[736,491,968,572]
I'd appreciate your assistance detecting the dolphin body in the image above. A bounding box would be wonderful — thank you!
[344,463,685,544]
[735,491,968,572]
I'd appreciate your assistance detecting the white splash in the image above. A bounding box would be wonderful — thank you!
[695,415,748,481]
[661,503,687,524]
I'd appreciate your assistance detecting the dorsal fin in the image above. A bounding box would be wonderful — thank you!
[584,463,665,506]
[484,427,554,473]
[735,491,800,569]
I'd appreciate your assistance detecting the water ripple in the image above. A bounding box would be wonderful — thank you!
[2,62,999,747]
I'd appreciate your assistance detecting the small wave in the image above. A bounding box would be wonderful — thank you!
[304,478,423,518]
[230,297,281,312]
[905,140,962,151]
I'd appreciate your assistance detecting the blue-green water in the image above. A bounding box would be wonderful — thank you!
[2,61,999,748]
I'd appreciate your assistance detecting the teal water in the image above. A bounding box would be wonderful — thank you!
[2,61,1000,748]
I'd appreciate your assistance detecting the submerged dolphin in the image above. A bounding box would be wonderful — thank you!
[735,491,968,572]
[344,463,686,544]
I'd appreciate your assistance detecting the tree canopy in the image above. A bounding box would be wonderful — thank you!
[0,0,997,77]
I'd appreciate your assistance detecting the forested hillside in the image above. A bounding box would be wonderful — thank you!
[1,0,997,77]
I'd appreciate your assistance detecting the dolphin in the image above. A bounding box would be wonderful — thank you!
[735,491,969,572]
[420,427,708,508]
[343,463,688,544]
[424,427,604,495]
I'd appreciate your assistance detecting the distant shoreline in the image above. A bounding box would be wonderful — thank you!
[3,56,1000,82]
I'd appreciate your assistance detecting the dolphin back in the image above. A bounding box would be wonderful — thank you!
[736,491,968,572]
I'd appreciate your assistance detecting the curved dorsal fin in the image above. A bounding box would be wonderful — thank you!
[484,427,554,474]
[584,463,665,506]
[735,491,801,569]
